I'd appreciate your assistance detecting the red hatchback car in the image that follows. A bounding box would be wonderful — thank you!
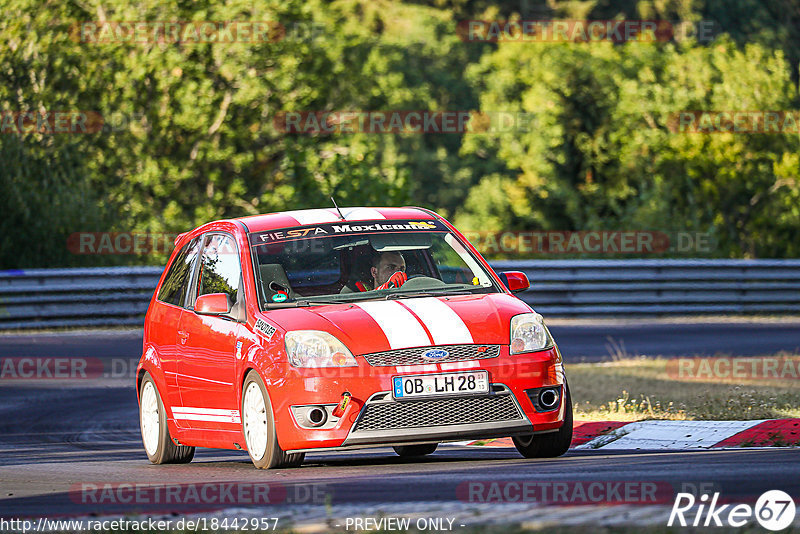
[137,207,572,468]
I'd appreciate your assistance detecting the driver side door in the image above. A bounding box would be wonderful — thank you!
[174,233,244,430]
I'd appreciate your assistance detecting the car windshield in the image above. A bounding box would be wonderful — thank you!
[249,219,499,307]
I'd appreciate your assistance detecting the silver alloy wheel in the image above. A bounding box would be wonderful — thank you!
[140,381,160,456]
[243,381,268,461]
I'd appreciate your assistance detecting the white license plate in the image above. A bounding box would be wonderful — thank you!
[392,370,489,399]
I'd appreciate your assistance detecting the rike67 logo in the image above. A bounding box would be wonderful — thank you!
[668,490,796,530]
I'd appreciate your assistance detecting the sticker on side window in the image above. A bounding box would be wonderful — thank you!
[254,318,277,341]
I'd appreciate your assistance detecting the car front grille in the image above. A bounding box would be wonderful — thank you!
[362,344,501,367]
[351,390,523,432]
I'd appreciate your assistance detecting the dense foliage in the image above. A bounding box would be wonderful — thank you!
[1,0,798,266]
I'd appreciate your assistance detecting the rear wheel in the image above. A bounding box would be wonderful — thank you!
[393,443,438,457]
[242,371,304,469]
[139,373,194,464]
[513,383,573,458]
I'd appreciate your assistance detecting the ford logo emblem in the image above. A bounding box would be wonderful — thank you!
[422,349,449,361]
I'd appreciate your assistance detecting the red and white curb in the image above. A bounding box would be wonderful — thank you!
[457,419,800,450]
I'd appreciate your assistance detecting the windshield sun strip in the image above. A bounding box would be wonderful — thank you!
[248,219,446,247]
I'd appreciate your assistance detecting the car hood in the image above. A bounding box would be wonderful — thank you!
[261,293,534,355]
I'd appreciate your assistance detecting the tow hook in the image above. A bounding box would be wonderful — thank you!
[332,391,352,418]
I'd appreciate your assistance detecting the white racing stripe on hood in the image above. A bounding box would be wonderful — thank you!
[355,301,431,349]
[402,297,474,345]
[283,209,341,225]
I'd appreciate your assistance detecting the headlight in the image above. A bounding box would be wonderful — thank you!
[285,331,357,368]
[510,313,552,354]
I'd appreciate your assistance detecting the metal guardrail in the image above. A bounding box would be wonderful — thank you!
[0,267,162,330]
[494,259,800,316]
[1,260,799,329]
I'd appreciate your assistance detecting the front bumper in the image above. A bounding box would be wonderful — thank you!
[271,345,566,452]
[343,384,532,446]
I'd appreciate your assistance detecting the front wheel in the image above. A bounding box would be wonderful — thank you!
[242,371,304,469]
[393,443,438,457]
[513,383,573,458]
[139,373,194,464]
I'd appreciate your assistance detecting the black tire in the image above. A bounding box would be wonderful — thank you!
[241,371,305,469]
[513,383,573,458]
[393,443,438,457]
[139,373,195,464]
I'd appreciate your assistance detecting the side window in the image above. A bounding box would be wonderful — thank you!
[196,234,242,305]
[157,237,200,307]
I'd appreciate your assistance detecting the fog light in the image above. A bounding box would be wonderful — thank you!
[539,388,560,410]
[305,406,327,427]
[291,405,332,428]
[524,386,562,412]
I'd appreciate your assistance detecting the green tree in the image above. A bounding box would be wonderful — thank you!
[457,38,800,257]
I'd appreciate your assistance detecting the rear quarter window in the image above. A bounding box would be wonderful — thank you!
[157,237,200,307]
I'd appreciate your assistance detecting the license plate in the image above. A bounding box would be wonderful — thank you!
[392,370,489,399]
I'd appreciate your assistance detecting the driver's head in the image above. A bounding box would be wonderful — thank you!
[371,251,405,287]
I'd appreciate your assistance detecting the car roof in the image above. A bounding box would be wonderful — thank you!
[237,207,438,233]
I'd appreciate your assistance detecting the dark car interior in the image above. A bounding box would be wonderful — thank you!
[255,241,442,302]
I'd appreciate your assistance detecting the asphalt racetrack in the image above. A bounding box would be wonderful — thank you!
[1,322,799,526]
[1,320,799,362]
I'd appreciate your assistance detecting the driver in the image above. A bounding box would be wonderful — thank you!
[344,251,407,292]
[371,251,407,290]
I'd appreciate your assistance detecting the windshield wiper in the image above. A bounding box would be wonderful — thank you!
[385,288,474,300]
[265,288,476,307]
[266,299,338,308]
